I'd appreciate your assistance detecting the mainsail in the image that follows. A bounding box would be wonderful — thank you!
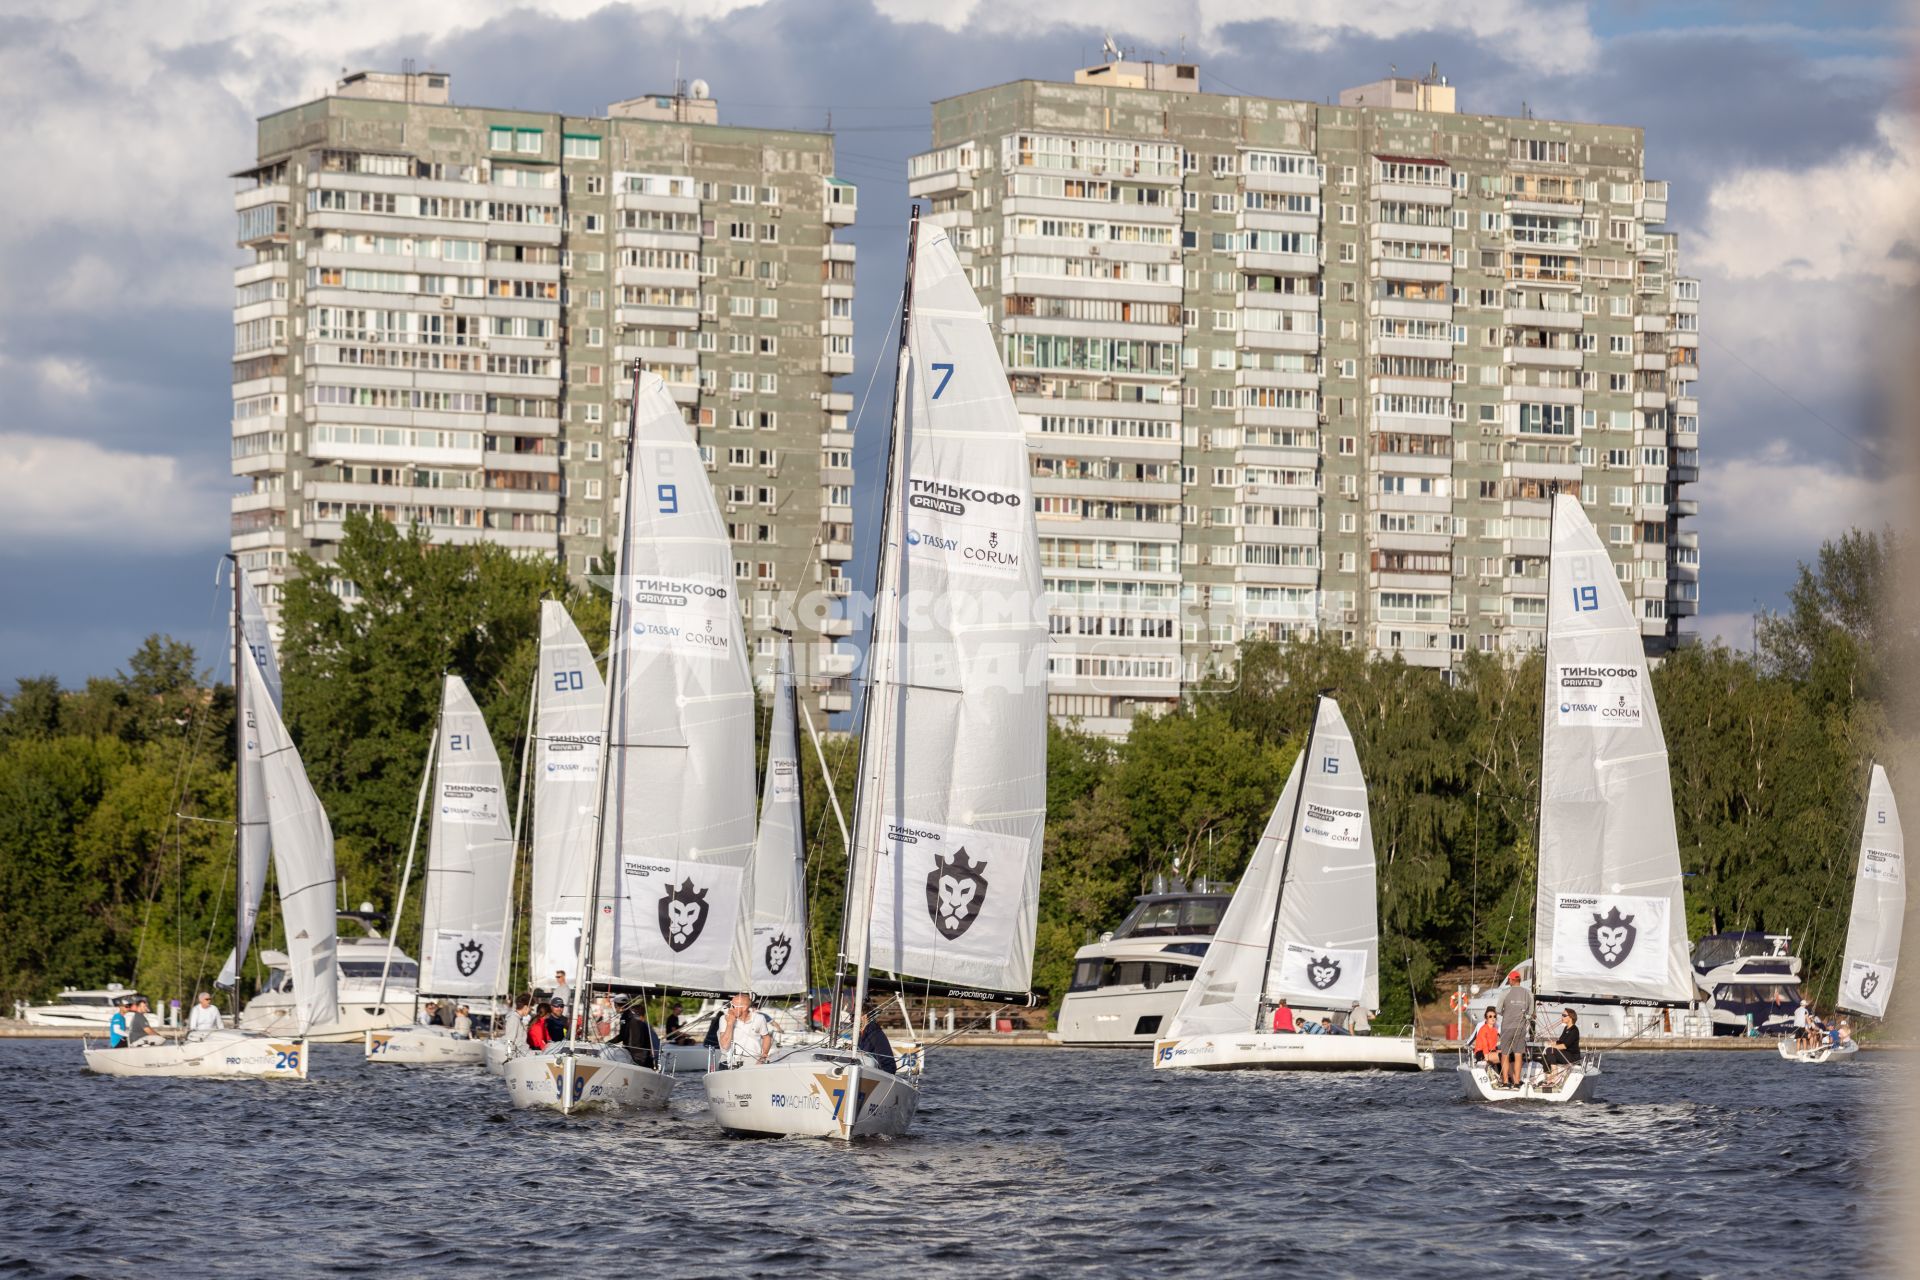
[1839,763,1905,1017]
[592,373,757,994]
[219,564,281,989]
[529,600,603,986]
[242,649,339,1033]
[417,675,515,998]
[1167,696,1380,1037]
[843,221,1047,999]
[749,634,808,996]
[1533,493,1693,1004]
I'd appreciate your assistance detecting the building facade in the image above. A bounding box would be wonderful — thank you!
[911,63,1699,735]
[231,71,858,712]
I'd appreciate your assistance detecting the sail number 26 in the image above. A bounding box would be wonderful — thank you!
[1571,585,1600,613]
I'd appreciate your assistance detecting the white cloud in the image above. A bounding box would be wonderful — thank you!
[1686,610,1757,653]
[1693,113,1919,285]
[0,434,229,555]
[871,0,1598,74]
[1695,440,1907,563]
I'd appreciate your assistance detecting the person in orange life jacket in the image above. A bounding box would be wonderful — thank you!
[1472,1007,1501,1064]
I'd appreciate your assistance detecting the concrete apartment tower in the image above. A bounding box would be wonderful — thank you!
[231,70,859,712]
[911,58,1698,736]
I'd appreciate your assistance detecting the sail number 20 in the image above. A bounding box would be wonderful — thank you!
[1571,585,1600,613]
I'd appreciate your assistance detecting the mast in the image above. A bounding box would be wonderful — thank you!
[788,634,812,996]
[1530,494,1557,997]
[229,556,245,1011]
[573,359,643,1049]
[1255,694,1323,1031]
[842,205,920,1054]
[375,697,439,1014]
[495,658,539,1005]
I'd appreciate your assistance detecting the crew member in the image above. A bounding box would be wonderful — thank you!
[717,992,774,1067]
[188,992,223,1032]
[1497,972,1533,1088]
[857,1002,896,1075]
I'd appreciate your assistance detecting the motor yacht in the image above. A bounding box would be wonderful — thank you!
[1692,932,1803,1036]
[19,984,149,1029]
[1054,883,1230,1045]
[240,934,422,1043]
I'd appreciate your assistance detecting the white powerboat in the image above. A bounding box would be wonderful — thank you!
[1693,932,1803,1036]
[1054,885,1228,1045]
[22,985,148,1029]
[707,215,1048,1140]
[83,1028,311,1080]
[240,935,421,1042]
[1153,696,1429,1075]
[1458,495,1694,1105]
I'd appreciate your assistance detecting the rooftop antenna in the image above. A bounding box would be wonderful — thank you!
[1102,32,1121,62]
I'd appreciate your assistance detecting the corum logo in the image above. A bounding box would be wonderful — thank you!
[657,878,711,952]
[926,847,990,940]
[1307,955,1342,990]
[455,937,485,978]
[1587,905,1638,969]
[1861,970,1882,1000]
[765,932,793,975]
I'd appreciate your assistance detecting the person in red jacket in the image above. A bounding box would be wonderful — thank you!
[1272,1004,1297,1033]
[1471,1006,1501,1064]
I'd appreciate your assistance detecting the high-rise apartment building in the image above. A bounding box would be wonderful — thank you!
[911,60,1699,735]
[231,70,859,711]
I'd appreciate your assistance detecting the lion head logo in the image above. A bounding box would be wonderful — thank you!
[1587,905,1637,969]
[657,878,710,953]
[765,932,793,975]
[455,937,484,978]
[1861,969,1882,1000]
[1307,955,1342,991]
[925,847,989,941]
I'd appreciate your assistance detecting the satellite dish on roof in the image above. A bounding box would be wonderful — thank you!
[689,79,710,99]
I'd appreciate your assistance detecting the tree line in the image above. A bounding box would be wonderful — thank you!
[1,516,1910,1030]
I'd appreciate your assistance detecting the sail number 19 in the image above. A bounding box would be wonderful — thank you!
[1571,585,1600,613]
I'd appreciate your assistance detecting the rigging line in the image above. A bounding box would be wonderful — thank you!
[1703,334,1883,460]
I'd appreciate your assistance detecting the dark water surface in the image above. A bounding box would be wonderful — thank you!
[0,1042,1900,1278]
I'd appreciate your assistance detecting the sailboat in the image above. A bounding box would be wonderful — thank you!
[1152,695,1432,1072]
[85,604,339,1078]
[215,564,277,994]
[1459,493,1695,1103]
[366,675,516,1065]
[487,599,605,1077]
[702,212,1048,1139]
[1781,763,1903,1063]
[504,366,751,1113]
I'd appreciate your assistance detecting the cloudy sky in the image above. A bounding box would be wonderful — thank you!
[0,0,1912,685]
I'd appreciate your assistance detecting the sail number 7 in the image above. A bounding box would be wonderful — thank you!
[930,363,955,399]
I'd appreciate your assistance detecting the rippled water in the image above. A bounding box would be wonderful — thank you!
[0,1041,1900,1277]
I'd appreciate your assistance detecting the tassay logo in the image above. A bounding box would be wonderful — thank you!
[906,528,957,551]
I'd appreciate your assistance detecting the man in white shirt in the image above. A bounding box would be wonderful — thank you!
[716,992,774,1067]
[1793,998,1811,1046]
[551,971,572,1010]
[187,992,224,1032]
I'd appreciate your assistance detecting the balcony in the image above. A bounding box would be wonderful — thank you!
[1503,345,1582,370]
[1371,258,1453,284]
[1236,249,1319,277]
[1502,306,1581,330]
[825,178,857,226]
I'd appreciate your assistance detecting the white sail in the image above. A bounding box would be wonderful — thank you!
[417,675,515,997]
[844,222,1048,997]
[242,649,338,1033]
[219,565,282,990]
[1839,764,1904,1017]
[1167,753,1306,1037]
[1534,493,1692,1004]
[593,374,757,994]
[529,600,603,987]
[750,635,808,996]
[1267,698,1381,1014]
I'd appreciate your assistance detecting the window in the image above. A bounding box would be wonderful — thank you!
[516,129,542,154]
[562,134,601,159]
[489,127,513,153]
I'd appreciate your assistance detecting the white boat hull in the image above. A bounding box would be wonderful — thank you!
[483,1038,521,1077]
[82,1030,309,1080]
[1457,1056,1599,1103]
[1777,1037,1859,1063]
[240,1000,414,1043]
[661,1043,719,1075]
[703,1048,920,1139]
[1153,1033,1432,1073]
[500,1046,674,1113]
[364,1027,486,1065]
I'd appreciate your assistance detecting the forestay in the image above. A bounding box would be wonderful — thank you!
[1168,753,1306,1037]
[1839,764,1904,1017]
[1534,493,1692,1004]
[242,650,339,1034]
[1266,698,1381,1014]
[750,635,808,996]
[219,564,282,989]
[844,222,1047,997]
[593,374,756,994]
[530,600,603,984]
[419,675,515,997]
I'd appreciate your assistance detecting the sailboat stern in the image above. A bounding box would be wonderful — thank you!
[1153,1032,1430,1073]
[702,1049,919,1138]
